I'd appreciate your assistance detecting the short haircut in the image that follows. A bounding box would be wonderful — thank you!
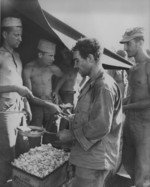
[37,49,46,55]
[1,27,13,34]
[72,38,103,62]
[2,26,22,35]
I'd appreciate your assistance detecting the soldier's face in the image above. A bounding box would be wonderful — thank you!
[42,50,56,65]
[73,50,91,77]
[4,27,22,48]
[124,40,139,58]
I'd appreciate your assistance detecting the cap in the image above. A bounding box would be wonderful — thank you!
[120,27,144,44]
[2,17,22,27]
[38,39,56,52]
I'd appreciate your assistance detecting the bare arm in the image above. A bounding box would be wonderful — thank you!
[123,98,150,110]
[54,75,66,93]
[29,96,61,114]
[51,65,65,93]
[52,66,66,103]
[0,85,33,98]
[30,96,53,107]
[53,66,65,90]
[52,65,64,78]
[23,64,33,91]
[0,85,19,93]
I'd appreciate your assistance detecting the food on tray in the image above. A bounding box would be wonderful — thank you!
[29,130,41,135]
[12,144,69,178]
[17,126,31,132]
[18,126,45,137]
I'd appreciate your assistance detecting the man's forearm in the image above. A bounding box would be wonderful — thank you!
[29,96,53,107]
[124,98,150,110]
[54,77,66,93]
[0,85,18,93]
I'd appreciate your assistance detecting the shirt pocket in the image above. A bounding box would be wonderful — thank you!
[73,101,90,129]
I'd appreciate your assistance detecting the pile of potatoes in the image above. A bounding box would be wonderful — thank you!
[12,144,69,178]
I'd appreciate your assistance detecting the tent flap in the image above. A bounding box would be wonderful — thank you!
[1,0,133,69]
[103,48,133,66]
[43,10,85,40]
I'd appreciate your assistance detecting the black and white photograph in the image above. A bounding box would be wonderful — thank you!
[0,0,150,186]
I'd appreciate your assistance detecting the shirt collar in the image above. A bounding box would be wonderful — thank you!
[88,69,105,87]
[79,69,105,98]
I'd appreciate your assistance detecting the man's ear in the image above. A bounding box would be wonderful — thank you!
[2,31,7,40]
[38,52,42,58]
[88,54,94,63]
[139,40,144,46]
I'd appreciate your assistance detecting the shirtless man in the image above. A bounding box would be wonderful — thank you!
[0,17,34,185]
[52,48,78,141]
[23,39,64,145]
[55,48,78,105]
[120,27,150,187]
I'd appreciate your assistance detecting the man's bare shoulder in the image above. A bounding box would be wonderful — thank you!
[0,48,9,57]
[25,60,37,69]
[49,64,63,77]
[48,64,61,72]
[50,64,61,69]
[0,48,11,65]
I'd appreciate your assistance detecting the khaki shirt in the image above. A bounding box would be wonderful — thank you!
[70,71,122,170]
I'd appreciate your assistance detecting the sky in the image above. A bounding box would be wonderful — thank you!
[39,0,150,51]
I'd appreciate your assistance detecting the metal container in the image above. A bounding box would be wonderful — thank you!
[12,161,68,187]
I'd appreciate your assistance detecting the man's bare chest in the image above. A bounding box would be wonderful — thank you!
[0,58,22,75]
[130,65,147,87]
[31,67,52,81]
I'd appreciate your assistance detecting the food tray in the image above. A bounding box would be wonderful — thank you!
[18,126,45,138]
[12,161,68,187]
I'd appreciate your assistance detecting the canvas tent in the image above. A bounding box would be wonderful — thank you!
[1,0,66,65]
[1,0,133,69]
